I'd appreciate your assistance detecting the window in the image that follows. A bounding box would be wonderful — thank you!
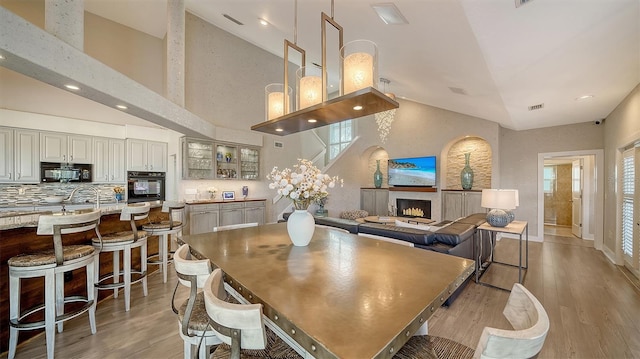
[543,166,556,194]
[621,148,634,259]
[328,120,353,160]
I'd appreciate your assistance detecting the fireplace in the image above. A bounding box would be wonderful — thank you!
[396,199,432,219]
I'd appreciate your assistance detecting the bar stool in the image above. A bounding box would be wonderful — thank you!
[143,201,185,283]
[92,202,150,311]
[8,209,102,359]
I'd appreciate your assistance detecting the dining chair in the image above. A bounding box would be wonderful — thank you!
[92,202,150,312]
[143,201,185,283]
[213,222,258,232]
[203,268,302,359]
[8,210,102,359]
[393,283,549,359]
[172,244,222,359]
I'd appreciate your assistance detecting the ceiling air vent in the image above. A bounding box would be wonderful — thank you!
[528,103,544,111]
[515,0,535,8]
[223,14,244,26]
[448,87,468,95]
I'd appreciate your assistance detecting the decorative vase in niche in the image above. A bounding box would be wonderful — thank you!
[460,152,474,190]
[287,209,315,246]
[373,160,383,188]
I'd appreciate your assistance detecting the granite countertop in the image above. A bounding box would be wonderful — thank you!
[0,202,162,231]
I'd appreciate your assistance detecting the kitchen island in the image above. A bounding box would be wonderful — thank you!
[0,202,166,354]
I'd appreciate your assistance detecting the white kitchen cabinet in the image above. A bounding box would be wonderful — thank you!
[0,128,13,181]
[93,137,126,183]
[126,139,167,172]
[360,188,389,216]
[441,190,485,221]
[0,128,40,183]
[40,132,92,163]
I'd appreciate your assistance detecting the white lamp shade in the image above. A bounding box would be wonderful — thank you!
[341,40,378,95]
[297,66,323,110]
[265,83,291,121]
[481,189,517,210]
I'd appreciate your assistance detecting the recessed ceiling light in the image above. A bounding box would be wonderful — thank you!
[576,95,594,101]
[65,84,80,90]
[353,105,363,111]
[116,104,128,110]
[308,119,317,123]
[275,128,284,132]
[371,3,409,25]
[0,54,5,60]
[258,18,269,26]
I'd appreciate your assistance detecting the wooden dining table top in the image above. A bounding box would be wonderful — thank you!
[182,223,475,359]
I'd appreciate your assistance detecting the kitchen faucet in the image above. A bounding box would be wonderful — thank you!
[66,185,101,209]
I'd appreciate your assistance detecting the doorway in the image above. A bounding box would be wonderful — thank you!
[537,150,604,250]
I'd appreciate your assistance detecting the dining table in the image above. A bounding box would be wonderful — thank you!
[182,223,475,359]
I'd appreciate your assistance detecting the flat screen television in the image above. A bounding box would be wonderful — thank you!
[388,156,436,187]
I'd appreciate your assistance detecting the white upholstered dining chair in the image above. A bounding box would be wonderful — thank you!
[394,283,549,359]
[203,269,302,359]
[172,244,221,359]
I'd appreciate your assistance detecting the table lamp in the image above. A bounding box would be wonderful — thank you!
[481,189,518,227]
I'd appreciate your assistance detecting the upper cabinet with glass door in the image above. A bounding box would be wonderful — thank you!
[182,138,215,179]
[240,147,259,180]
[215,144,238,179]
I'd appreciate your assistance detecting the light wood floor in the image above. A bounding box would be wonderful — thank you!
[3,232,640,359]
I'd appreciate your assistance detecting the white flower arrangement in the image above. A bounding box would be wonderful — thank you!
[207,186,218,198]
[267,159,343,210]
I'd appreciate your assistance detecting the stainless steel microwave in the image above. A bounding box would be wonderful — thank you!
[41,162,92,183]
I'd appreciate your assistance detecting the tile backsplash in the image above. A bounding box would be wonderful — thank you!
[0,183,125,204]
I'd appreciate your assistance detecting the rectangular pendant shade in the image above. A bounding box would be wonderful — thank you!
[252,87,399,136]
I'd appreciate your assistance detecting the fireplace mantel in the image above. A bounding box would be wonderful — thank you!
[388,187,438,193]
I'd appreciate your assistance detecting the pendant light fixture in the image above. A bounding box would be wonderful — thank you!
[265,0,305,122]
[375,77,396,143]
[253,0,399,136]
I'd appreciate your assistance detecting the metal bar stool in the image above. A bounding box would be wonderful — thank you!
[8,209,102,359]
[93,202,151,311]
[143,201,185,283]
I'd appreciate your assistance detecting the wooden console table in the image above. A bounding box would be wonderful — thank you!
[475,220,529,291]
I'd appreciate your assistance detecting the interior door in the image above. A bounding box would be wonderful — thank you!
[571,159,583,238]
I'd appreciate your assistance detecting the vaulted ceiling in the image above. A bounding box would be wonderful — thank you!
[2,0,639,132]
[85,0,639,131]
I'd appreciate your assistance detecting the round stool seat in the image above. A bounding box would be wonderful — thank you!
[143,220,183,231]
[93,230,148,245]
[8,245,95,268]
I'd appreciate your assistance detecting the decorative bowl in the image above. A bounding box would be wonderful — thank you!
[43,196,65,204]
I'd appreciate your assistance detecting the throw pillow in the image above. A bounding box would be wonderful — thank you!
[340,210,369,220]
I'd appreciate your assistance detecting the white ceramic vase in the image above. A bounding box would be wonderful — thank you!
[287,209,315,246]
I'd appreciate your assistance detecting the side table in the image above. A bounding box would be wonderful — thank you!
[476,220,528,291]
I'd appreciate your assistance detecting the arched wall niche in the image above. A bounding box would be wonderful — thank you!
[361,146,389,188]
[441,136,492,190]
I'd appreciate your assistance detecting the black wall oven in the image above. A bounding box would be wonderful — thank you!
[127,171,165,203]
